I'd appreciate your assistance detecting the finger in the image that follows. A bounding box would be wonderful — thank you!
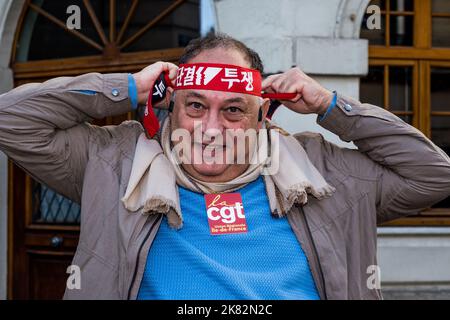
[270,77,285,93]
[263,86,275,94]
[145,61,166,83]
[280,89,301,102]
[166,62,179,80]
[289,93,302,103]
[293,66,306,77]
[278,71,307,93]
[262,74,281,90]
[282,98,308,111]
[278,78,297,94]
[155,61,174,74]
[159,62,174,74]
[285,79,306,95]
[154,61,166,73]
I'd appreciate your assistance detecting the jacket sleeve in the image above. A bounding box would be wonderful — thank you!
[0,73,133,203]
[317,93,450,223]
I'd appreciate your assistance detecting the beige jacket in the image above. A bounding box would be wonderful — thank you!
[1,73,449,300]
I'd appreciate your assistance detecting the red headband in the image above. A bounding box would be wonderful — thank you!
[143,63,297,138]
[174,63,262,96]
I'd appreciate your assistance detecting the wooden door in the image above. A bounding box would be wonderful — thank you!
[8,0,200,299]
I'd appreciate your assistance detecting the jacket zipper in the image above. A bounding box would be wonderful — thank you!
[299,206,328,300]
[127,214,162,300]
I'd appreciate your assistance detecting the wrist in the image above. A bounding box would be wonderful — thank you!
[133,72,148,105]
[317,90,334,116]
[317,90,338,121]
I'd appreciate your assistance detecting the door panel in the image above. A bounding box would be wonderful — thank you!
[28,252,75,300]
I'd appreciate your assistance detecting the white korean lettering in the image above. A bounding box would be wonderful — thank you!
[221,68,240,89]
[241,71,254,91]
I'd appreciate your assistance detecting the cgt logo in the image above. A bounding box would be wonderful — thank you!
[204,193,248,235]
[207,196,245,224]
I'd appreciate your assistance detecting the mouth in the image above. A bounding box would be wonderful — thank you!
[194,142,228,151]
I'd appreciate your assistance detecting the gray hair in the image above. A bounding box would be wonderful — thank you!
[178,33,264,74]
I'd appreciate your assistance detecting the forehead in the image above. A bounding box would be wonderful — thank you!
[178,89,254,104]
[177,47,258,105]
[187,47,250,68]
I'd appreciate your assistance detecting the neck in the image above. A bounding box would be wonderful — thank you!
[181,163,250,183]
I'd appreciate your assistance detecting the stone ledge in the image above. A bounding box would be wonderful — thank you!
[378,227,450,236]
[377,227,450,283]
[295,37,368,76]
[239,36,369,76]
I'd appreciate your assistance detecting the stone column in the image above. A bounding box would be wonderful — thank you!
[0,0,24,300]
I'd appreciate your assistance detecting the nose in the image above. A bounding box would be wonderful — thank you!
[202,110,224,143]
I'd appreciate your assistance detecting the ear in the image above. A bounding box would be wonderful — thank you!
[258,99,270,129]
[257,98,271,128]
[261,98,270,119]
[153,86,174,111]
[166,87,174,106]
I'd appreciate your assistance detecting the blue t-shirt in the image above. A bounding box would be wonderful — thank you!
[137,176,320,299]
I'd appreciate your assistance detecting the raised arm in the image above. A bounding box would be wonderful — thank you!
[317,94,450,222]
[263,67,450,223]
[0,73,133,203]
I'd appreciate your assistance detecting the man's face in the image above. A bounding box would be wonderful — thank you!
[170,48,269,182]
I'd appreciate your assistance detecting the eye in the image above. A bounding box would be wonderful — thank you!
[223,106,244,121]
[185,101,206,118]
[187,102,204,110]
[225,106,243,114]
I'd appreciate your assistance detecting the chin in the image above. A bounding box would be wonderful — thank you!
[191,163,229,177]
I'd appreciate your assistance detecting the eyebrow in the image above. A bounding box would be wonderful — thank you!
[185,91,247,104]
[185,91,207,100]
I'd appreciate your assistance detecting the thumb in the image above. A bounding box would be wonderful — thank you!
[281,98,309,113]
[161,62,178,82]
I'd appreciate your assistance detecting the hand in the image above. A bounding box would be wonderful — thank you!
[133,61,178,105]
[261,67,333,115]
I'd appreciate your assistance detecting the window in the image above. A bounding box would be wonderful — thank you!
[15,0,201,62]
[360,63,417,126]
[361,0,450,225]
[432,0,450,47]
[361,0,415,47]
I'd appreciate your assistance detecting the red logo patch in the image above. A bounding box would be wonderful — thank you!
[204,193,248,235]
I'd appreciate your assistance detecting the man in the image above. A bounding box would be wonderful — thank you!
[0,34,449,300]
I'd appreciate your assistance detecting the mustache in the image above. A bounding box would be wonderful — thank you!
[193,142,230,149]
